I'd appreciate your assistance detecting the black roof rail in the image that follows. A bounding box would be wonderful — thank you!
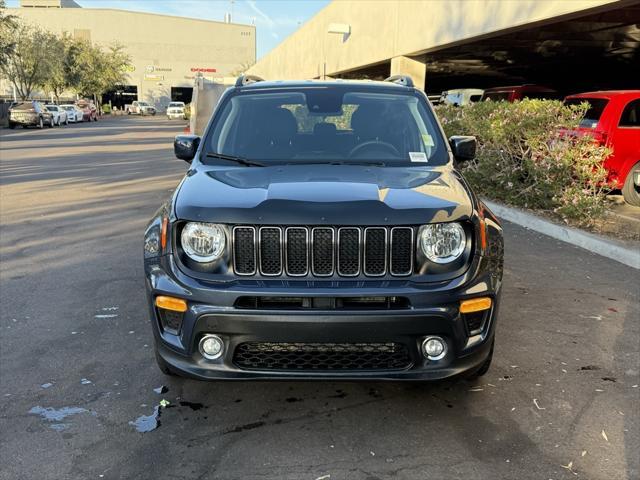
[384,75,414,88]
[235,74,265,87]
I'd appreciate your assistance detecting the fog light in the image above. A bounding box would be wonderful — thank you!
[199,335,224,360]
[422,336,446,360]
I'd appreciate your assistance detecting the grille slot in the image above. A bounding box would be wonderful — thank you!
[312,228,334,276]
[390,228,413,275]
[259,227,282,275]
[233,227,256,275]
[233,342,412,371]
[285,228,308,276]
[338,228,361,276]
[233,226,414,277]
[364,228,387,276]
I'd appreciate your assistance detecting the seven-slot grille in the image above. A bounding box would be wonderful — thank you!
[233,226,414,277]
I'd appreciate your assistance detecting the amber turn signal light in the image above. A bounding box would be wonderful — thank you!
[460,297,492,314]
[155,295,188,312]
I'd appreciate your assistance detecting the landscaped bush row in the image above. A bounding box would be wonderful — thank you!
[435,100,611,225]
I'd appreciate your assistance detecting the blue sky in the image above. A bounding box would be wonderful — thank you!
[7,0,330,58]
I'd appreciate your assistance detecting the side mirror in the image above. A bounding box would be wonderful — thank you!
[449,135,476,163]
[174,135,201,163]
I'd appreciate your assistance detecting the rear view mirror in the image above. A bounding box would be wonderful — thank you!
[174,135,201,163]
[449,135,476,163]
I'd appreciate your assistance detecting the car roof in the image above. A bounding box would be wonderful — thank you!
[483,84,556,92]
[565,90,640,100]
[237,79,416,92]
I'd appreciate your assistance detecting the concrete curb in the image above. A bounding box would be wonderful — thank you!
[483,199,640,270]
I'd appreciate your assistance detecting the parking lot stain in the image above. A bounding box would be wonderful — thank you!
[285,397,303,403]
[223,421,266,434]
[153,386,168,394]
[29,405,94,431]
[129,406,161,433]
[329,389,347,399]
[179,401,204,411]
[602,377,617,382]
[580,365,601,371]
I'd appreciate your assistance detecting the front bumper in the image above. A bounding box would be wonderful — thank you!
[145,254,501,381]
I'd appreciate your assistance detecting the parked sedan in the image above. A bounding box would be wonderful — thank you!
[77,102,98,121]
[45,105,68,126]
[565,90,640,206]
[8,101,54,129]
[60,104,82,123]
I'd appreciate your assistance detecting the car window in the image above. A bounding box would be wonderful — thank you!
[169,102,184,107]
[564,98,609,128]
[46,106,58,112]
[138,102,150,106]
[619,99,640,127]
[205,87,448,166]
[483,91,510,102]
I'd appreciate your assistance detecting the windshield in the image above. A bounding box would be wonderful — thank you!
[46,106,58,111]
[169,102,184,107]
[564,98,609,128]
[61,105,73,111]
[204,87,448,166]
[138,102,150,106]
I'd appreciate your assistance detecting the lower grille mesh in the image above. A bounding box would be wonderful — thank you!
[233,342,412,371]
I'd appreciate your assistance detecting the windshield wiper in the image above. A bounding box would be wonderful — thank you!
[205,152,266,167]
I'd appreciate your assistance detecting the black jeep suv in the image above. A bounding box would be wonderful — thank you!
[143,75,504,381]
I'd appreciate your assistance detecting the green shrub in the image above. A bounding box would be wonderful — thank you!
[435,100,612,225]
[102,104,111,114]
[184,103,191,120]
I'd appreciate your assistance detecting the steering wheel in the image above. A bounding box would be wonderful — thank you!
[348,140,401,159]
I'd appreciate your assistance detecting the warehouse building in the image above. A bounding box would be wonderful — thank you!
[3,0,256,110]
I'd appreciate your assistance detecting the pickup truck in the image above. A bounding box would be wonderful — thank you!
[125,101,156,116]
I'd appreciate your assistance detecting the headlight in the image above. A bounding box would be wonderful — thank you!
[181,222,226,262]
[419,222,466,264]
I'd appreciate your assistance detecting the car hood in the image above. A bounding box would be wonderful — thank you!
[174,164,474,225]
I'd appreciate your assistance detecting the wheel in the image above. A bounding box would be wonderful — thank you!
[48,118,54,127]
[622,162,640,207]
[9,122,16,129]
[38,117,44,129]
[65,117,69,125]
[154,346,177,376]
[468,339,494,378]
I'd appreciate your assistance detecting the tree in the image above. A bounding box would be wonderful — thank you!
[0,0,18,70]
[44,34,70,103]
[0,23,57,100]
[65,39,131,104]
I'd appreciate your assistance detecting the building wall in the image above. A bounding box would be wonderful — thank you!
[4,8,255,108]
[247,0,619,80]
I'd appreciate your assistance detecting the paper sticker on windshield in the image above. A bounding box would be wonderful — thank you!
[409,152,428,163]
[421,134,435,147]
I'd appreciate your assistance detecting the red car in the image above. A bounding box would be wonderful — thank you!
[76,101,98,122]
[482,84,559,102]
[565,91,640,206]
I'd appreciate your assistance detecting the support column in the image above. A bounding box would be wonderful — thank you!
[390,56,426,91]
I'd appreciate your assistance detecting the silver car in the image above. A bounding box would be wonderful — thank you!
[60,104,82,123]
[45,105,68,126]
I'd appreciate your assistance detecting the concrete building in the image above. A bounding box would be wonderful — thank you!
[3,0,256,109]
[247,0,640,95]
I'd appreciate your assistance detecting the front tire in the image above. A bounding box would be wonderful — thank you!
[622,162,640,207]
[467,339,494,378]
[154,347,178,377]
[38,117,44,129]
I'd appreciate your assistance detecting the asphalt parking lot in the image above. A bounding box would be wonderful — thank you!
[0,116,638,480]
